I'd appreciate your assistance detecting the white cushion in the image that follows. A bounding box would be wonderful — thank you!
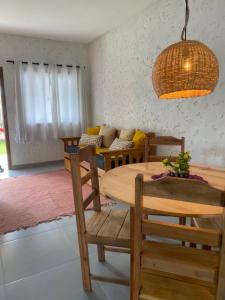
[99,126,116,147]
[109,138,133,150]
[119,129,135,141]
[79,134,103,147]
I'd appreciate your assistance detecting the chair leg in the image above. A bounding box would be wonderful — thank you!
[179,216,186,225]
[190,218,197,248]
[130,207,134,300]
[202,245,212,250]
[77,235,92,291]
[142,214,148,240]
[97,244,105,262]
[179,217,186,246]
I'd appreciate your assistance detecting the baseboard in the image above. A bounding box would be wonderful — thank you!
[10,160,64,170]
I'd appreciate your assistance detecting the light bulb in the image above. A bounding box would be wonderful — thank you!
[183,59,191,71]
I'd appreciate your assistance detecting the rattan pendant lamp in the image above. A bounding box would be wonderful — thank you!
[152,0,219,99]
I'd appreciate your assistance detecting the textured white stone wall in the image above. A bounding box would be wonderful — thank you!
[0,33,89,166]
[89,0,225,166]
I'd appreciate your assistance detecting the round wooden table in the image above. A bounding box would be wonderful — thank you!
[101,162,225,217]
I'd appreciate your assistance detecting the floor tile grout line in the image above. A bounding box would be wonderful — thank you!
[3,256,82,287]
[0,284,7,300]
[0,245,98,286]
[97,281,114,300]
[0,163,129,299]
[0,245,7,289]
[0,214,79,246]
[0,224,81,286]
[0,165,64,180]
[1,236,128,299]
[3,253,102,286]
[0,223,64,246]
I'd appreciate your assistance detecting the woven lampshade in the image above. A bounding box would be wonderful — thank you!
[152,40,219,99]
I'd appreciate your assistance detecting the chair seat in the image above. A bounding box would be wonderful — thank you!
[141,240,219,285]
[140,272,216,300]
[192,217,222,230]
[86,208,130,248]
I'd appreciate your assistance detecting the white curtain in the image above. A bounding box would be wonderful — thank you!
[15,62,87,143]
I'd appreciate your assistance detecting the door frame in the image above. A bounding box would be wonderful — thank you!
[0,67,12,169]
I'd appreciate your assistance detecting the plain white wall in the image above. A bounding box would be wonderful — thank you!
[0,33,89,167]
[89,0,225,166]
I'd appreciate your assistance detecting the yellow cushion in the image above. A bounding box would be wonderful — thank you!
[96,147,109,154]
[132,129,146,148]
[86,126,100,135]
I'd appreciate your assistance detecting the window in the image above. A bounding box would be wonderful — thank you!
[15,62,87,143]
[21,64,53,125]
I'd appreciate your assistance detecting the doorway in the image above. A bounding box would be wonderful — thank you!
[0,67,12,171]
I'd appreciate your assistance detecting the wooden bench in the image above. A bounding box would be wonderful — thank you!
[60,132,156,172]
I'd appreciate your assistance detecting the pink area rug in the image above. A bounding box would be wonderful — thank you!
[0,170,109,234]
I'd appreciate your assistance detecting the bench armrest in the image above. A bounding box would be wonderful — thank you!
[60,137,81,151]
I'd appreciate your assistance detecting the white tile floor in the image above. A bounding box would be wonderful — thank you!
[0,216,130,300]
[0,163,130,300]
[0,160,64,180]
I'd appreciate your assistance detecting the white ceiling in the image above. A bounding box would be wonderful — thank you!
[0,0,151,43]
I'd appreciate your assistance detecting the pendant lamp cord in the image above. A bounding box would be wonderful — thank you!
[181,0,190,41]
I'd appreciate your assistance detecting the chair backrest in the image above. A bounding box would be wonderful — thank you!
[70,145,101,231]
[144,135,185,162]
[132,174,225,300]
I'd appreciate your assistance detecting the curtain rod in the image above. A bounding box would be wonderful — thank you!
[6,60,80,68]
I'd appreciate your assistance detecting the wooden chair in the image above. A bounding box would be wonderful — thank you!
[131,175,225,300]
[190,168,223,248]
[144,135,185,162]
[80,160,106,181]
[144,135,186,228]
[70,145,130,291]
[191,217,222,250]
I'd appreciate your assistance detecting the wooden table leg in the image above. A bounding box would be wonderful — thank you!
[130,207,134,300]
[179,216,186,246]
